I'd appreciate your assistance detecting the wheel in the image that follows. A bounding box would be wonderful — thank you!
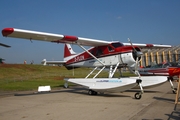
[173,88,177,94]
[134,92,142,99]
[88,90,97,95]
[93,91,97,95]
[88,90,93,95]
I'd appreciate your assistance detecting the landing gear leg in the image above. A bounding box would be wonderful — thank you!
[168,77,177,94]
[135,79,143,100]
[64,81,68,88]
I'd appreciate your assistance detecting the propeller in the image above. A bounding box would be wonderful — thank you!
[128,38,142,58]
[128,38,144,99]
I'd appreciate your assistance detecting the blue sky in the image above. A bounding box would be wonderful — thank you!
[0,0,180,64]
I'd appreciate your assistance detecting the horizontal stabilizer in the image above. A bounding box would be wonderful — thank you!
[41,59,66,66]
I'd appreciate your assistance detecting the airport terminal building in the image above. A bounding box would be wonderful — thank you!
[140,44,180,67]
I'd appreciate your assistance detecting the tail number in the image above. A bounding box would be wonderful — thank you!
[74,55,84,62]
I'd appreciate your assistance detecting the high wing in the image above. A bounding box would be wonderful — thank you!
[2,28,111,46]
[2,28,171,48]
[123,43,171,49]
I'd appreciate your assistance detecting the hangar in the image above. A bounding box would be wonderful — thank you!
[140,44,180,67]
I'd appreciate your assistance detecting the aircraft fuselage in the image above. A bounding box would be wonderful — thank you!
[65,42,141,68]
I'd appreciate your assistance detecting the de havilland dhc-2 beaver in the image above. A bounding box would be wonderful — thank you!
[1,28,172,99]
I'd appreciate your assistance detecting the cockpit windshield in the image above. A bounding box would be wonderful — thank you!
[111,42,124,48]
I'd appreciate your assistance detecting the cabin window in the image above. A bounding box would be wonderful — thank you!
[108,46,114,52]
[90,49,95,55]
[111,42,124,48]
[96,49,103,56]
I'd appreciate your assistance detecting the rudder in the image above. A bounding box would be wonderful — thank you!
[64,44,76,61]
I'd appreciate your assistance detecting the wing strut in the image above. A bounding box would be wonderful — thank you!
[109,62,120,78]
[77,44,106,78]
[93,66,106,78]
[85,67,98,78]
[77,44,105,66]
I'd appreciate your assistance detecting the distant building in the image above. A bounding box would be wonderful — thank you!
[140,44,180,67]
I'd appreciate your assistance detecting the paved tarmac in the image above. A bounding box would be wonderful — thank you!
[0,82,180,120]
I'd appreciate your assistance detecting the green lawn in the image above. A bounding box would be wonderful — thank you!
[0,64,134,91]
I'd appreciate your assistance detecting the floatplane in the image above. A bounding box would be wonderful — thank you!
[2,28,171,99]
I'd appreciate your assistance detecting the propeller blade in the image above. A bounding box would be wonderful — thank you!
[128,38,136,51]
[128,38,143,57]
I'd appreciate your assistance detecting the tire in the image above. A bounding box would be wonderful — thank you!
[173,88,177,94]
[134,92,142,99]
[88,90,93,95]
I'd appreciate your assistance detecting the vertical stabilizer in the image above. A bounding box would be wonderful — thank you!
[64,44,76,61]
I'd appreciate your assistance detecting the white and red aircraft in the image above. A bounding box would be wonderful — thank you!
[1,28,171,99]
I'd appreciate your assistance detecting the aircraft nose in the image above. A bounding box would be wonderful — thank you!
[132,47,142,62]
[136,51,143,57]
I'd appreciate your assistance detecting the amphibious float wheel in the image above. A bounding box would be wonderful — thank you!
[93,91,97,95]
[134,92,142,99]
[88,90,97,95]
[88,90,93,95]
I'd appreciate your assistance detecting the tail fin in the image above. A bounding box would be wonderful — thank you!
[64,44,76,61]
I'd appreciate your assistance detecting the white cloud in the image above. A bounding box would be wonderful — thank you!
[117,16,122,19]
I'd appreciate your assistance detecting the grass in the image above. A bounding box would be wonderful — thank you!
[0,64,134,91]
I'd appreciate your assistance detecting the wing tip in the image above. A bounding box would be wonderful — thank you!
[2,28,14,36]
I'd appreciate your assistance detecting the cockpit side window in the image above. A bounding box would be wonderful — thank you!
[90,49,95,55]
[108,46,114,52]
[151,64,162,68]
[163,63,170,68]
